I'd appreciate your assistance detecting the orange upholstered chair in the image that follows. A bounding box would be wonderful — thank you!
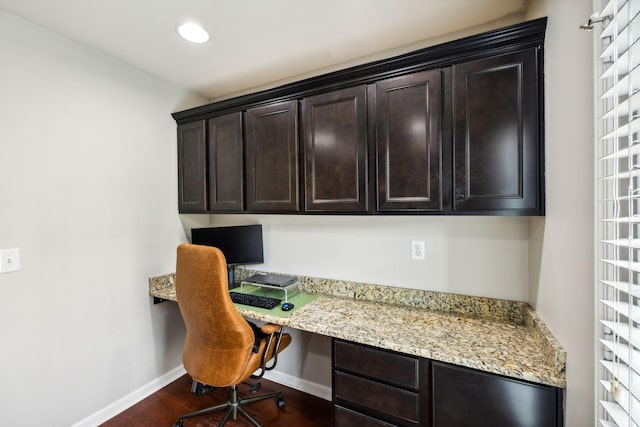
[172,243,292,427]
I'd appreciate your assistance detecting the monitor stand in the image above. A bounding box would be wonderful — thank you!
[227,265,236,289]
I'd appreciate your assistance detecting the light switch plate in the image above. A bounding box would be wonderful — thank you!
[0,248,20,273]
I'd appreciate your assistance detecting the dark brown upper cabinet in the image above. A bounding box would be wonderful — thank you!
[245,101,300,212]
[207,112,244,212]
[177,120,207,212]
[303,86,368,212]
[173,18,547,216]
[452,48,542,215]
[374,69,443,212]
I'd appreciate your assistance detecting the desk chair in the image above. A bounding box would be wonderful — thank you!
[173,243,292,427]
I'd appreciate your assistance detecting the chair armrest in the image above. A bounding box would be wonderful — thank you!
[249,325,289,380]
[260,323,284,335]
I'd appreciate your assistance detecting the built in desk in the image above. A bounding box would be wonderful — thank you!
[150,269,566,426]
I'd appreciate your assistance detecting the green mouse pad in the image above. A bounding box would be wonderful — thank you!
[231,284,318,318]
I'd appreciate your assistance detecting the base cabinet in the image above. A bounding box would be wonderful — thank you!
[431,361,563,427]
[333,339,563,427]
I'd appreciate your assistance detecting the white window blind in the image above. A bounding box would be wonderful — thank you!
[598,0,640,425]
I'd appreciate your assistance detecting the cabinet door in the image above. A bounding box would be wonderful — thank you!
[207,112,244,212]
[245,101,300,212]
[452,48,542,214]
[375,69,442,212]
[303,86,368,212]
[177,120,207,213]
[431,362,561,427]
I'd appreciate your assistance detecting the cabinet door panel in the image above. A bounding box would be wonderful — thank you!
[177,121,207,212]
[376,69,442,211]
[452,48,541,214]
[432,361,560,427]
[245,101,299,212]
[303,86,368,212]
[208,112,243,212]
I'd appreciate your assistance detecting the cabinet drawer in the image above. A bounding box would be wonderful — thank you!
[335,405,396,427]
[334,340,419,389]
[334,371,419,425]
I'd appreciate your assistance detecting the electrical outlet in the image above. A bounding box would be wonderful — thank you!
[0,248,20,273]
[411,240,425,260]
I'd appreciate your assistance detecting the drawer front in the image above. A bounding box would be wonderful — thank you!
[334,339,419,389]
[335,405,396,427]
[334,371,419,425]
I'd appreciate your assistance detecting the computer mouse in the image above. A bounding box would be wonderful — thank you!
[281,302,294,311]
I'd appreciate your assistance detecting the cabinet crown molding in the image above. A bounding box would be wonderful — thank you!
[172,17,547,125]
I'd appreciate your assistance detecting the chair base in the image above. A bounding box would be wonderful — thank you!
[191,380,216,396]
[173,384,285,427]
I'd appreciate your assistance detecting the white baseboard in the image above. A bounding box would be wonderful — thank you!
[264,370,332,402]
[71,365,186,427]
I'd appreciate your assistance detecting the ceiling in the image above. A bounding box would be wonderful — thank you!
[0,0,528,100]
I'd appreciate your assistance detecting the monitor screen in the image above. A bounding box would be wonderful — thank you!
[191,224,264,266]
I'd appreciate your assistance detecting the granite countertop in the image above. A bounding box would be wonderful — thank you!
[149,269,566,388]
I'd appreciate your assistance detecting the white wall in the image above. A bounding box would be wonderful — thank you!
[527,0,594,426]
[204,215,531,299]
[0,10,205,426]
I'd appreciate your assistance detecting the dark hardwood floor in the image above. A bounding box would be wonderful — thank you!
[100,374,333,427]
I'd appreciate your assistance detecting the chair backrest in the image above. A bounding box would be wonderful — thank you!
[175,243,254,387]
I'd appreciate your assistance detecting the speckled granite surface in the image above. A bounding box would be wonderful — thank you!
[149,269,566,388]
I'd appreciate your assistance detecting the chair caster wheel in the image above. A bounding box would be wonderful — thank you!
[249,382,261,393]
[172,421,182,427]
[277,396,285,408]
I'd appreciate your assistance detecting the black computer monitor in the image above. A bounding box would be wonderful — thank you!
[191,224,264,286]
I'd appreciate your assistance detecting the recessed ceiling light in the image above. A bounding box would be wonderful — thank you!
[177,22,210,44]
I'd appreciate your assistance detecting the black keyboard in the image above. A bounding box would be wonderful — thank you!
[229,291,282,309]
